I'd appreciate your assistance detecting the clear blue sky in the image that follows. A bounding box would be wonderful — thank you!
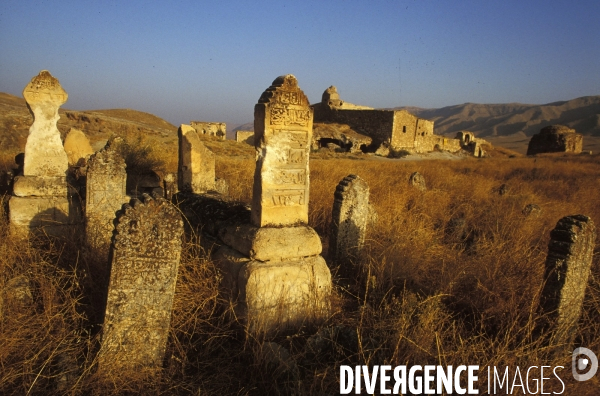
[1,0,598,126]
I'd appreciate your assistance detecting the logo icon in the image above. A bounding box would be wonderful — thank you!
[572,347,598,381]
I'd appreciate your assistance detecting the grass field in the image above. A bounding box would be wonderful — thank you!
[1,149,599,394]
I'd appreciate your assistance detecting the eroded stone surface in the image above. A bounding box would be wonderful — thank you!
[64,128,94,166]
[239,255,331,331]
[99,194,183,369]
[9,196,70,229]
[219,224,322,261]
[329,175,370,261]
[541,215,596,348]
[22,70,69,177]
[409,171,426,191]
[252,75,313,227]
[177,124,216,193]
[12,176,67,197]
[85,139,128,255]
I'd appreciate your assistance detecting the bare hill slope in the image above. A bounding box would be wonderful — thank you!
[0,92,177,156]
[396,96,600,138]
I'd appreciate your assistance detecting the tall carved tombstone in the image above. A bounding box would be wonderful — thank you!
[214,75,331,333]
[9,71,72,235]
[177,124,216,193]
[541,215,596,350]
[99,194,184,370]
[252,74,312,227]
[85,138,128,257]
[329,175,370,261]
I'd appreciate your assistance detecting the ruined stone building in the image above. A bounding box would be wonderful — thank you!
[190,121,226,140]
[312,86,485,156]
[527,125,583,155]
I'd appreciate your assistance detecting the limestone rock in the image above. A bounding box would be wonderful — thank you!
[64,128,94,166]
[252,75,313,227]
[522,203,541,217]
[22,70,69,177]
[219,224,322,262]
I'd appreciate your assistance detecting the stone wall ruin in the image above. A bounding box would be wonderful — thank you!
[527,125,583,155]
[190,121,226,140]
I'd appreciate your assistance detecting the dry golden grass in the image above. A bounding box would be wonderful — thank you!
[1,150,599,394]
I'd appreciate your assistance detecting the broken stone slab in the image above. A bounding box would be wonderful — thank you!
[219,224,322,262]
[178,124,216,193]
[541,215,596,350]
[22,70,69,177]
[12,176,67,197]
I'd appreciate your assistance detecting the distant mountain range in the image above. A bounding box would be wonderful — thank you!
[394,95,600,138]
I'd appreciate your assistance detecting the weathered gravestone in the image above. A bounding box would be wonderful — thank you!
[85,138,128,257]
[540,215,596,349]
[98,194,184,369]
[408,171,426,191]
[9,71,73,235]
[251,74,312,227]
[215,75,331,332]
[329,175,370,261]
[177,124,216,193]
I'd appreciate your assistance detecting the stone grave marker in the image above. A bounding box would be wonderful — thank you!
[329,174,370,261]
[251,75,312,227]
[541,215,596,349]
[177,124,216,193]
[85,138,128,256]
[98,193,184,369]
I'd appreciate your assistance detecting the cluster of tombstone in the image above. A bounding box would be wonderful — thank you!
[3,71,596,372]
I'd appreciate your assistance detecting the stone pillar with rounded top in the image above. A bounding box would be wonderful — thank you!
[215,75,331,332]
[8,71,74,235]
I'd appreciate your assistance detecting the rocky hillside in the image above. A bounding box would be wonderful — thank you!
[0,92,177,156]
[396,95,600,138]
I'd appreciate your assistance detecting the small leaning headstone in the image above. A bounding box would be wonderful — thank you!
[329,174,370,261]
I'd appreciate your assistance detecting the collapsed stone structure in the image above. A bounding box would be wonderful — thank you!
[190,121,226,140]
[540,215,596,350]
[99,194,183,370]
[236,130,255,145]
[8,71,76,235]
[312,86,486,155]
[329,175,370,261]
[527,125,583,155]
[213,75,331,331]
